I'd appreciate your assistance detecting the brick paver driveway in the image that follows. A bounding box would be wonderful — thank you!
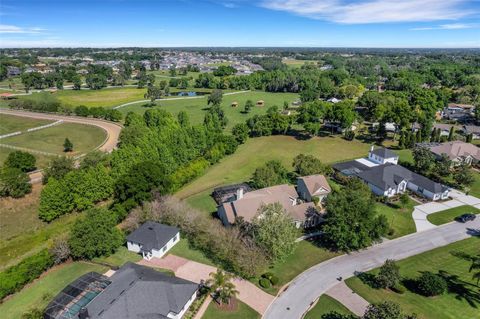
[138,254,274,315]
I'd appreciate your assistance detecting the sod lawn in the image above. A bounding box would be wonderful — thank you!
[202,299,260,319]
[346,237,480,319]
[304,294,356,319]
[256,240,341,295]
[55,87,148,108]
[375,198,417,239]
[426,205,480,226]
[0,114,53,135]
[0,262,108,319]
[1,122,107,156]
[168,238,217,267]
[118,91,299,130]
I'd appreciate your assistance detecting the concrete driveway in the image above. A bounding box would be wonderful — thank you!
[138,254,274,315]
[412,193,480,231]
[263,217,480,319]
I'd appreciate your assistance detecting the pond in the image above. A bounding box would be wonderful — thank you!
[173,91,209,97]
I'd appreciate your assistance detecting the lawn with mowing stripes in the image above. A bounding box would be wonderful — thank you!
[202,299,260,319]
[427,205,480,226]
[346,237,480,319]
[375,198,417,239]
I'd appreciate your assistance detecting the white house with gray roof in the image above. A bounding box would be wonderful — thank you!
[127,222,180,260]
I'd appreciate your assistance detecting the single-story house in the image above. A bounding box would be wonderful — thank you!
[433,123,455,137]
[212,183,252,205]
[462,125,480,140]
[425,141,480,166]
[297,174,332,202]
[333,147,449,201]
[217,183,323,228]
[442,103,475,122]
[44,262,198,319]
[127,222,180,260]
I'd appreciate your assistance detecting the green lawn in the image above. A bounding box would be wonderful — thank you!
[119,91,299,130]
[169,238,216,266]
[396,149,414,165]
[468,171,480,198]
[376,198,416,239]
[346,237,480,319]
[202,300,260,319]
[54,87,148,108]
[1,122,106,156]
[92,246,142,267]
[0,145,54,168]
[283,59,318,68]
[177,135,370,201]
[257,240,341,295]
[0,262,108,318]
[304,295,356,319]
[0,114,53,135]
[427,205,480,226]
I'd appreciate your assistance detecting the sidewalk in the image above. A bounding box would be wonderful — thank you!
[138,254,274,315]
[325,281,369,317]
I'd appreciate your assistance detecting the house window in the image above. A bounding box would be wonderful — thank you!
[418,187,424,194]
[162,246,167,252]
[173,234,178,242]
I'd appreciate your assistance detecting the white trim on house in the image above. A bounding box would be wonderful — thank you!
[127,232,180,260]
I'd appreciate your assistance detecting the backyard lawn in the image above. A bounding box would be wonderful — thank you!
[346,237,480,319]
[168,238,216,267]
[426,205,480,226]
[119,91,299,130]
[375,198,416,239]
[304,294,356,319]
[92,246,142,267]
[177,135,370,202]
[1,122,107,156]
[202,299,260,319]
[257,239,341,295]
[0,114,53,135]
[468,171,480,198]
[55,87,147,108]
[0,262,108,319]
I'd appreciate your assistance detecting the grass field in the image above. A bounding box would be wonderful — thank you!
[304,295,356,319]
[0,262,108,318]
[426,205,480,226]
[0,114,53,135]
[283,59,318,68]
[202,299,260,319]
[1,122,107,156]
[169,238,216,266]
[119,91,299,130]
[376,198,416,239]
[257,240,341,295]
[54,87,147,108]
[346,237,480,319]
[0,146,54,168]
[177,135,370,202]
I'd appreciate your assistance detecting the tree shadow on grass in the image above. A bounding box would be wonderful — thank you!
[438,270,480,308]
[356,272,381,289]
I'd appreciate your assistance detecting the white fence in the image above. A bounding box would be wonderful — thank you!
[0,131,21,139]
[27,120,63,132]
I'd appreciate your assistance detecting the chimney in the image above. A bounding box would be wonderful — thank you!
[236,188,244,200]
[79,308,90,319]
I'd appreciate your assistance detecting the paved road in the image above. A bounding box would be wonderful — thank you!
[263,218,480,319]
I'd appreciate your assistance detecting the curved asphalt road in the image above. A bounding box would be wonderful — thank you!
[0,109,123,183]
[263,218,480,319]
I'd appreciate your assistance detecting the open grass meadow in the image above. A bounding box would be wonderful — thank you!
[346,237,480,319]
[304,294,356,319]
[202,299,260,319]
[54,87,147,108]
[0,262,108,318]
[0,114,53,135]
[427,205,480,226]
[376,198,417,239]
[283,59,318,68]
[1,122,107,156]
[118,91,299,130]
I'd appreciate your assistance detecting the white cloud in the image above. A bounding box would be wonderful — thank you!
[411,23,478,30]
[0,24,46,34]
[261,0,474,24]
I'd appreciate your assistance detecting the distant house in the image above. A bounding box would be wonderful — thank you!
[442,103,475,122]
[462,125,480,140]
[6,66,21,77]
[433,123,454,137]
[127,222,180,260]
[327,97,341,104]
[217,182,326,229]
[333,146,449,201]
[297,174,332,202]
[44,263,198,319]
[425,141,480,166]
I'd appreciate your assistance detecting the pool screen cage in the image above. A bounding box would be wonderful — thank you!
[43,272,111,319]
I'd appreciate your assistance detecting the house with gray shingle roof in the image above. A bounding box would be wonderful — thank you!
[127,222,180,260]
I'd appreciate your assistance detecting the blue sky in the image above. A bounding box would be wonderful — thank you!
[0,0,479,48]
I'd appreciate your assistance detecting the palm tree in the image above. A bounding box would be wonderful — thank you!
[470,254,480,286]
[206,269,239,305]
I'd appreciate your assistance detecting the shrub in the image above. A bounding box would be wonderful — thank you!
[391,283,406,294]
[4,151,36,172]
[270,275,279,285]
[262,272,274,280]
[416,271,447,296]
[259,278,271,288]
[0,167,32,198]
[376,259,400,289]
[0,249,54,300]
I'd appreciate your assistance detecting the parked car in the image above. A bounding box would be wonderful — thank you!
[455,213,477,223]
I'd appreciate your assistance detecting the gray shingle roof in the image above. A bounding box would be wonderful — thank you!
[332,160,369,176]
[126,222,179,251]
[370,147,398,159]
[86,262,198,319]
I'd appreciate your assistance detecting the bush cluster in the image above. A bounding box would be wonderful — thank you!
[259,272,279,288]
[74,105,122,122]
[416,271,447,296]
